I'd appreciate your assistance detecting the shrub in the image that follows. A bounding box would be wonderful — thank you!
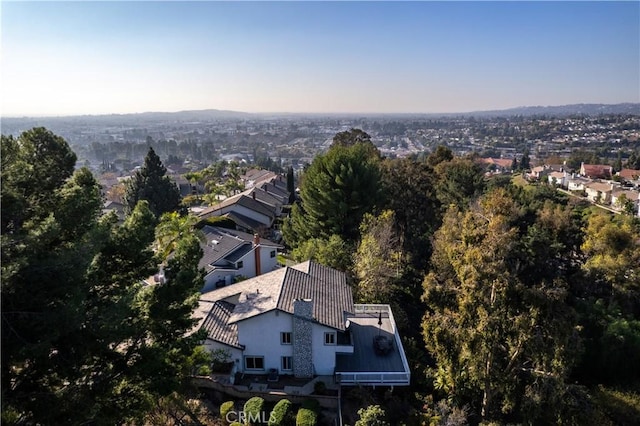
[313,381,326,395]
[295,408,317,426]
[268,399,293,426]
[244,397,265,425]
[220,401,235,422]
[196,216,237,229]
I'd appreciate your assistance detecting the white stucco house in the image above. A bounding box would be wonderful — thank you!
[193,261,411,387]
[198,226,283,293]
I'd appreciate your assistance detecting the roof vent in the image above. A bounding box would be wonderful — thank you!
[211,239,219,246]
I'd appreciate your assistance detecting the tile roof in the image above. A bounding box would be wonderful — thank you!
[195,261,354,347]
[223,211,265,233]
[619,169,640,180]
[198,225,281,272]
[198,194,275,221]
[201,300,242,349]
[581,163,613,178]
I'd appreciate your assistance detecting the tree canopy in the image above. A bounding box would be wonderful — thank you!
[283,137,382,247]
[1,129,204,424]
[124,146,182,218]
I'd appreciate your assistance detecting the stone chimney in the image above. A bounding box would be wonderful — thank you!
[293,299,314,378]
[253,234,261,276]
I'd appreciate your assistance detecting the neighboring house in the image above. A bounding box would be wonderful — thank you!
[566,175,590,192]
[102,200,126,222]
[580,163,613,179]
[242,169,279,188]
[477,157,513,172]
[195,261,411,386]
[528,166,549,180]
[611,189,640,212]
[618,168,640,182]
[199,225,282,293]
[198,193,276,227]
[547,171,567,188]
[585,182,614,204]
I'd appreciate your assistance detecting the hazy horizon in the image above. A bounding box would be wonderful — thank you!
[2,1,639,117]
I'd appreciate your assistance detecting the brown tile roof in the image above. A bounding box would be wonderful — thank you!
[201,301,242,349]
[581,163,613,178]
[619,169,640,180]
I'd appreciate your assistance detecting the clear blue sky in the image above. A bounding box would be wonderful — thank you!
[2,1,638,116]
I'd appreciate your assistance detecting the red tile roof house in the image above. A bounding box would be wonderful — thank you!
[580,163,613,179]
[618,168,640,182]
[193,261,411,392]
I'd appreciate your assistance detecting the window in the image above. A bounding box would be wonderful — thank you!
[324,332,336,345]
[281,332,292,345]
[281,356,292,371]
[270,250,276,258]
[237,261,243,269]
[245,356,264,370]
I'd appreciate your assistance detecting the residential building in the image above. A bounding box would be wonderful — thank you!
[198,226,282,292]
[585,182,614,204]
[580,163,613,179]
[195,261,411,386]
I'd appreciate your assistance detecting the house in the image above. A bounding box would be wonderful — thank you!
[611,189,640,212]
[199,226,282,292]
[618,168,640,182]
[528,166,549,180]
[195,261,410,386]
[198,193,276,228]
[102,200,126,222]
[580,163,613,179]
[477,157,513,172]
[566,175,590,192]
[547,171,567,188]
[585,182,614,204]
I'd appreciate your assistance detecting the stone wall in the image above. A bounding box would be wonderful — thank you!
[293,299,313,378]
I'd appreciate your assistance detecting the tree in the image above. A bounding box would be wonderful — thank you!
[511,156,519,171]
[1,129,205,424]
[433,157,485,211]
[287,166,296,204]
[283,141,382,246]
[380,157,440,273]
[353,210,404,303]
[124,146,182,218]
[355,405,390,426]
[520,149,531,170]
[422,189,580,423]
[426,145,454,168]
[291,234,353,271]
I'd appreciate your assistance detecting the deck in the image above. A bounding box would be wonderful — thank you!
[334,305,411,386]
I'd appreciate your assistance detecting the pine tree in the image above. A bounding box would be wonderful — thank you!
[124,147,182,218]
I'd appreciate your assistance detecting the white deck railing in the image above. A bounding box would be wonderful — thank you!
[337,304,412,386]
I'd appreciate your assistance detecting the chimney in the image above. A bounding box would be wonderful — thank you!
[293,299,313,378]
[253,234,261,275]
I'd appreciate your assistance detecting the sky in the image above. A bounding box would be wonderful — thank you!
[1,1,639,117]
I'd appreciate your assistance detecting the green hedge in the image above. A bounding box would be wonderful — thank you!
[220,400,235,422]
[244,396,265,425]
[268,399,292,426]
[295,408,317,426]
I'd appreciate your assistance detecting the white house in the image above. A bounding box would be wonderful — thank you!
[611,189,640,213]
[547,171,567,188]
[585,182,614,204]
[198,226,282,293]
[567,175,590,192]
[194,261,411,387]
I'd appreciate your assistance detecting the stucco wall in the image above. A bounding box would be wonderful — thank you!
[236,310,294,374]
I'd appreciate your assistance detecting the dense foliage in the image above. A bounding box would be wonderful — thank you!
[1,129,205,424]
[124,146,182,218]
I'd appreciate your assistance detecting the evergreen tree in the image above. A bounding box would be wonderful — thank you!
[286,166,295,204]
[511,156,519,171]
[520,149,531,170]
[124,147,182,218]
[283,139,382,246]
[1,129,204,424]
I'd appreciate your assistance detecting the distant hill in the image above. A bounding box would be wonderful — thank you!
[465,103,640,117]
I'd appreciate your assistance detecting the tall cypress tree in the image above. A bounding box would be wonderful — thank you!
[124,147,182,218]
